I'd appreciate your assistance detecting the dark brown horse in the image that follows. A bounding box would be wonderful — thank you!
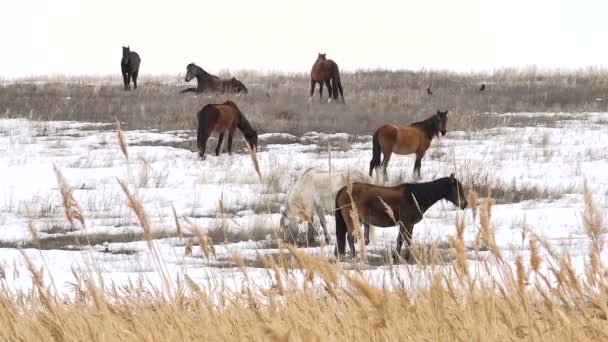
[334,174,467,261]
[309,53,344,103]
[182,63,248,94]
[369,110,448,181]
[121,46,140,91]
[196,100,257,159]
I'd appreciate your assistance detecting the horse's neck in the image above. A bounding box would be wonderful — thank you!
[237,114,254,134]
[412,119,437,140]
[406,181,447,213]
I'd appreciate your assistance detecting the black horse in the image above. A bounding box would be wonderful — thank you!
[121,46,140,91]
[181,63,248,94]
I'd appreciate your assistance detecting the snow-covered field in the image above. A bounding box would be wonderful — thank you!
[0,113,607,295]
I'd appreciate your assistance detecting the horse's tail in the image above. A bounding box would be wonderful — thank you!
[334,192,347,257]
[196,106,210,149]
[369,130,381,177]
[331,63,344,102]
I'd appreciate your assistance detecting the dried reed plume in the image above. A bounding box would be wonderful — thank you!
[53,163,85,229]
[246,141,262,181]
[114,115,128,160]
[184,217,216,260]
[346,173,366,262]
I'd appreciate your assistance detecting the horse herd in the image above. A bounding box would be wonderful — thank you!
[121,46,468,262]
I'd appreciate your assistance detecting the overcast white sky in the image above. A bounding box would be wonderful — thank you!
[1,0,605,78]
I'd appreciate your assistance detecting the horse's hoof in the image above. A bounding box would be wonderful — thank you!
[307,97,313,103]
[328,98,333,103]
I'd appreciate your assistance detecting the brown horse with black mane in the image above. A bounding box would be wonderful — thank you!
[182,63,248,94]
[334,174,467,262]
[309,53,344,103]
[369,110,448,181]
[196,101,257,159]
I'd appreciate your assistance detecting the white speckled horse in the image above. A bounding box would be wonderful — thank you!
[280,167,374,245]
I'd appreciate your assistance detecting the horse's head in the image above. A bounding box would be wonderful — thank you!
[185,63,197,82]
[245,130,258,152]
[436,110,448,136]
[317,53,327,62]
[122,46,130,58]
[445,173,467,210]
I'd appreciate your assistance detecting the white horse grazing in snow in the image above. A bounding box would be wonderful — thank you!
[280,167,374,245]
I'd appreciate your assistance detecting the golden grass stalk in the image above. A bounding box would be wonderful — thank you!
[114,115,128,161]
[53,163,85,229]
[246,141,262,181]
[468,190,478,219]
[529,237,542,273]
[171,203,183,240]
[346,173,366,263]
[26,220,40,249]
[184,217,216,260]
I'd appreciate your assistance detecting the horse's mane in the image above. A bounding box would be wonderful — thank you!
[411,114,440,140]
[189,63,218,80]
[224,101,254,135]
[402,177,451,210]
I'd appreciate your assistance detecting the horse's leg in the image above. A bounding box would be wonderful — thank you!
[306,218,317,245]
[347,231,356,258]
[364,223,370,245]
[319,82,324,103]
[132,71,138,89]
[414,152,424,179]
[215,133,224,156]
[127,73,132,91]
[325,79,333,103]
[199,133,209,160]
[308,80,316,102]
[394,223,414,263]
[227,128,236,155]
[381,150,392,182]
[122,72,129,91]
[314,205,331,245]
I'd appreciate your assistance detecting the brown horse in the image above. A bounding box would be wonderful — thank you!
[182,63,248,94]
[369,110,448,181]
[309,53,344,104]
[196,101,257,159]
[334,174,467,262]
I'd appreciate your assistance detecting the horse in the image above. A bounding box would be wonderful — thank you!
[181,63,248,94]
[480,83,486,91]
[334,173,467,262]
[369,110,448,181]
[309,53,344,104]
[280,167,374,245]
[121,46,140,91]
[196,100,257,159]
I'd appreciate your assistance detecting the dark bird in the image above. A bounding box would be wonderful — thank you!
[479,83,486,91]
[427,87,432,96]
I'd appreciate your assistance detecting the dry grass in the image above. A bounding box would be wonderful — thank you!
[2,67,608,136]
[2,70,608,340]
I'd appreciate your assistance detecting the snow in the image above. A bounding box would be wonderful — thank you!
[0,112,608,296]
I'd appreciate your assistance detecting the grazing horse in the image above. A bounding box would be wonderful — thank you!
[280,167,374,245]
[309,53,345,103]
[196,100,257,159]
[181,63,248,94]
[121,46,140,90]
[369,110,448,181]
[334,174,467,261]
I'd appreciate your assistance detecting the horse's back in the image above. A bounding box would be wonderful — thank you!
[377,124,426,154]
